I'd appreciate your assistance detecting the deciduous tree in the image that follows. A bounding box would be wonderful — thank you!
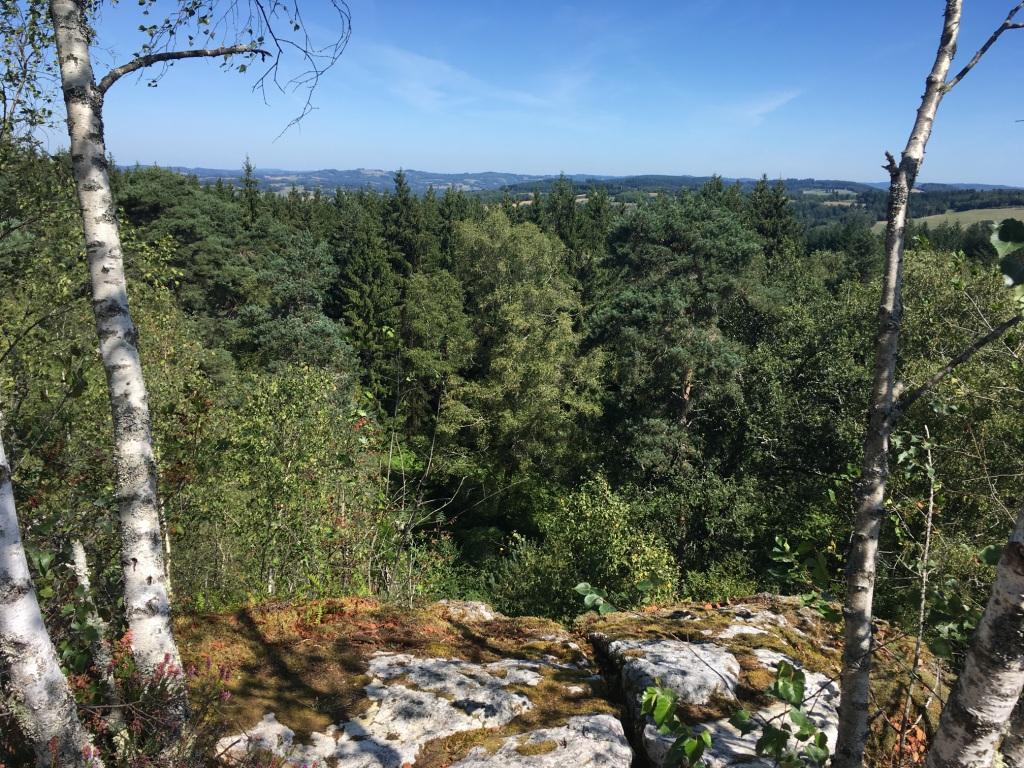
[46,0,351,724]
[836,3,1024,766]
[0,427,99,767]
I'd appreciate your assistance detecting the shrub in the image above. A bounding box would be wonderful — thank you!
[998,217,1024,243]
[490,477,676,618]
[962,221,998,264]
[680,552,760,603]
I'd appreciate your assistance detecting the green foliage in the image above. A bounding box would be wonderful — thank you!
[172,364,377,606]
[641,685,711,768]
[998,217,1024,243]
[767,537,841,621]
[437,210,602,489]
[962,221,998,264]
[592,194,759,480]
[679,553,758,604]
[490,477,676,618]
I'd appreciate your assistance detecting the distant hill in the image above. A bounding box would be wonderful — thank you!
[146,165,1021,197]
[156,166,615,195]
[502,175,884,196]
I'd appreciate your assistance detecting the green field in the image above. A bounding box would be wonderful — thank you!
[914,206,1024,228]
[872,206,1024,235]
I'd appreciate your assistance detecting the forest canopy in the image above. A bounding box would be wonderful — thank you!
[4,155,1020,633]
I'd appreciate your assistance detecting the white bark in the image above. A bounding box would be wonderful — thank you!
[0,433,101,767]
[925,511,1024,768]
[49,0,184,691]
[1000,695,1024,768]
[834,4,963,767]
[70,539,125,732]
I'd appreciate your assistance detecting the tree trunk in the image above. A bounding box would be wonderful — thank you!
[49,0,184,688]
[0,432,101,767]
[924,510,1024,768]
[1000,695,1024,768]
[833,4,963,767]
[70,539,125,734]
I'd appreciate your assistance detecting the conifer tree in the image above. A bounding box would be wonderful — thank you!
[242,155,260,224]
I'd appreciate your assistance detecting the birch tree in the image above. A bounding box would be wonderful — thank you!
[1000,698,1024,767]
[834,3,1024,766]
[922,510,1024,768]
[0,427,101,768]
[1,0,54,148]
[46,0,350,712]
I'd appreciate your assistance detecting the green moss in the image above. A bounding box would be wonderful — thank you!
[515,737,559,756]
[179,597,621,765]
[416,668,618,768]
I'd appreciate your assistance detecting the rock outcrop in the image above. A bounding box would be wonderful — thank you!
[451,714,633,767]
[583,599,843,768]
[200,600,630,767]
[181,596,937,768]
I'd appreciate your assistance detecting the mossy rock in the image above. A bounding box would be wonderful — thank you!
[578,596,943,767]
[177,598,628,767]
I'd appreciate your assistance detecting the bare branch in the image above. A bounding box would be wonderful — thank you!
[97,44,267,95]
[945,1,1024,92]
[883,151,899,177]
[886,313,1023,429]
[108,1,351,131]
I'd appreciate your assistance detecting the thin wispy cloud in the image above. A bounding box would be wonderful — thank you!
[731,89,802,126]
[364,44,547,112]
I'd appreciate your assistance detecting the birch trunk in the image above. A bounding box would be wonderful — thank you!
[0,433,100,767]
[924,510,1024,768]
[833,4,962,766]
[1000,696,1024,768]
[49,0,184,687]
[70,539,125,734]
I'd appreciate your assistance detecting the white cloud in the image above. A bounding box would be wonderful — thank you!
[731,89,802,125]
[363,43,547,112]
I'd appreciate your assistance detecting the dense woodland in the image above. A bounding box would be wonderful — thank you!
[5,0,1024,766]
[5,147,1023,645]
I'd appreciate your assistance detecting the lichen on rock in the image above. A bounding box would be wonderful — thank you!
[206,599,628,767]
[450,714,633,767]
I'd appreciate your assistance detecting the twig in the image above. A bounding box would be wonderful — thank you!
[895,425,936,767]
[886,314,1022,430]
[945,1,1024,91]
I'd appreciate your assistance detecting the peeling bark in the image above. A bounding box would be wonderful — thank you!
[48,0,184,700]
[834,4,963,767]
[925,511,1024,768]
[0,433,100,767]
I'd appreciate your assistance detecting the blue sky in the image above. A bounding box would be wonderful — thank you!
[66,1,1024,183]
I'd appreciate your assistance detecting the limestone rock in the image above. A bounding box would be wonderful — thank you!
[586,601,841,768]
[605,638,741,706]
[218,651,547,766]
[436,599,504,623]
[450,714,633,767]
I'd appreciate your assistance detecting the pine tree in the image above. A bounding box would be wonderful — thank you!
[747,176,803,266]
[242,155,260,225]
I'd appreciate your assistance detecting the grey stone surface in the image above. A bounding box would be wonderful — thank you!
[450,715,633,768]
[436,599,504,623]
[606,639,741,707]
[597,610,839,768]
[217,651,574,767]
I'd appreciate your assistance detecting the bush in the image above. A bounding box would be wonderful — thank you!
[489,477,676,618]
[680,552,760,603]
[962,221,998,264]
[999,217,1024,243]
